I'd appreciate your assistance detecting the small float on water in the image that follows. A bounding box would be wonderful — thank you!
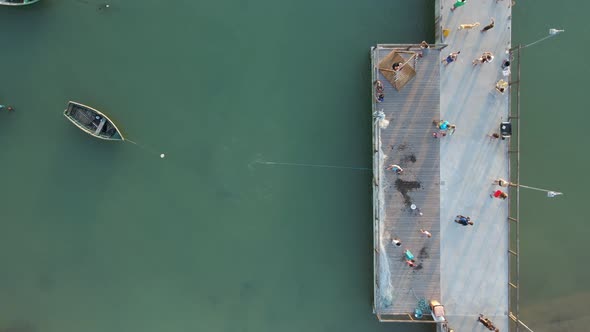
[64,101,124,141]
[0,0,40,6]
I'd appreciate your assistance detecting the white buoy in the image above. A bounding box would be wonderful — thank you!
[160,154,165,159]
[410,204,416,210]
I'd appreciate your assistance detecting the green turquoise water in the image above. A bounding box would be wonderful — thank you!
[514,2,590,331]
[0,1,585,332]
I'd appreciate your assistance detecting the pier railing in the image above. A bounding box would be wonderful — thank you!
[507,45,522,332]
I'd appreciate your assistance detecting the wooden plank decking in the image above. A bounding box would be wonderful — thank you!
[372,45,441,316]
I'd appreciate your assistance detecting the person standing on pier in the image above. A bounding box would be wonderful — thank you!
[392,238,402,247]
[420,229,432,238]
[481,18,495,32]
[450,0,467,12]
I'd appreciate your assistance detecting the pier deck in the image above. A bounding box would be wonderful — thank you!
[372,1,512,330]
[372,45,441,317]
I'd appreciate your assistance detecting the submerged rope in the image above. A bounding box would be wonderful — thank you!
[255,160,370,171]
[126,139,165,159]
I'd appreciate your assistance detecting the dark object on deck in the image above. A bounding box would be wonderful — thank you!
[64,101,124,141]
[500,121,512,139]
[478,314,499,331]
[430,300,446,322]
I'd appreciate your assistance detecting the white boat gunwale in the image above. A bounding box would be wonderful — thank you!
[0,0,41,6]
[64,101,125,141]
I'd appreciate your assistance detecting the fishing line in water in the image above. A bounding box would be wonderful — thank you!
[126,139,166,159]
[255,160,370,171]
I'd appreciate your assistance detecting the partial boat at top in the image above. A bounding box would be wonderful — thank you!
[0,0,41,6]
[64,101,124,141]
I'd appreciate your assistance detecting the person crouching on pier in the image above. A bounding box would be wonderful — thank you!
[473,52,494,65]
[404,249,416,267]
[493,178,513,187]
[386,164,403,174]
[419,41,430,57]
[491,190,508,199]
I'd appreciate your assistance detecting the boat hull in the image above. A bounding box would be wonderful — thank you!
[0,0,41,6]
[64,101,124,141]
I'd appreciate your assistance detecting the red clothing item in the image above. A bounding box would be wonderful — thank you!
[493,190,503,198]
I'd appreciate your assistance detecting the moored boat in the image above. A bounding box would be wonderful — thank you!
[64,101,124,141]
[0,0,41,6]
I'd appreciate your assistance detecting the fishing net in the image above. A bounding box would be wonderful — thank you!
[378,50,417,91]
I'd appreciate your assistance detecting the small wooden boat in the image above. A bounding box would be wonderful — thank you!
[64,101,124,141]
[0,0,41,6]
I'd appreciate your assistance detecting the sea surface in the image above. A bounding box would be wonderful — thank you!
[0,1,585,332]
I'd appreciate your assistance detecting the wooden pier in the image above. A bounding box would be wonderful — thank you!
[371,44,442,320]
[372,1,513,331]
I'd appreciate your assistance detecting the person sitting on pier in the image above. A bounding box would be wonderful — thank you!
[419,41,430,57]
[376,93,385,103]
[386,164,403,174]
[455,215,473,226]
[478,314,499,331]
[392,62,402,71]
[501,59,511,76]
[495,79,509,93]
[374,80,384,93]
